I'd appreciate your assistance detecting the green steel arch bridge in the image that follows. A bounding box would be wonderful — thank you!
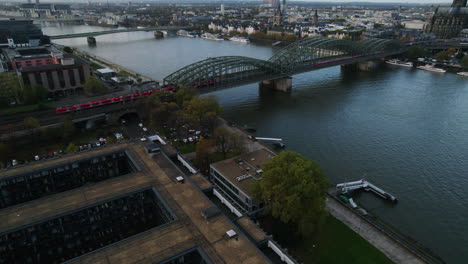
[48,26,190,40]
[164,37,408,90]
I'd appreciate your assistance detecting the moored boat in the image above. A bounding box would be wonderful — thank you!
[385,59,413,67]
[201,33,223,41]
[417,64,446,73]
[457,72,468,77]
[229,36,250,43]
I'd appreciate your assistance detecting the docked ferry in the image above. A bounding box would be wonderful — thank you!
[385,59,413,68]
[457,72,468,77]
[229,36,250,43]
[177,30,197,38]
[201,33,223,41]
[417,64,447,73]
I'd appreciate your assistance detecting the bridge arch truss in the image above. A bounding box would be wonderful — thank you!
[164,37,405,87]
[164,56,280,87]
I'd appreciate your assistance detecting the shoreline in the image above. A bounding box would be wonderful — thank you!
[63,42,443,264]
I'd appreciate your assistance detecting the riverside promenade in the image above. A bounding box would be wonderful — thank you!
[326,195,434,264]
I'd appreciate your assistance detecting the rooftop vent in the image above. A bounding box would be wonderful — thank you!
[225,229,238,240]
[176,176,185,183]
[236,174,251,182]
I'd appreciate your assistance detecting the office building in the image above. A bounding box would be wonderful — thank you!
[0,143,271,263]
[210,149,276,217]
[0,19,47,48]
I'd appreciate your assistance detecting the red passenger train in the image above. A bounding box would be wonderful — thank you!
[55,86,177,114]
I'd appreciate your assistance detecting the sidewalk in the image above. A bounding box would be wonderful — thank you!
[326,197,425,264]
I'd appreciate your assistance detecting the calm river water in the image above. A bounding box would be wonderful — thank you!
[43,23,468,263]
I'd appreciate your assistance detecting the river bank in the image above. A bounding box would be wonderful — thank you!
[43,24,468,262]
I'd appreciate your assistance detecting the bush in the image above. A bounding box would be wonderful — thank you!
[83,76,106,96]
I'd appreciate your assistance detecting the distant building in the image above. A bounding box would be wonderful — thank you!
[0,19,48,48]
[210,149,276,217]
[2,46,91,95]
[425,0,468,39]
[19,3,71,18]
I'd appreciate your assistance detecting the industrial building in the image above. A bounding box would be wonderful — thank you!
[0,143,271,263]
[2,45,92,95]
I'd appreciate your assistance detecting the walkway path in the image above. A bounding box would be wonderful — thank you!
[326,197,425,264]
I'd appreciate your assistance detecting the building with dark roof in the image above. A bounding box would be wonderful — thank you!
[0,19,48,48]
[0,143,272,264]
[425,0,468,39]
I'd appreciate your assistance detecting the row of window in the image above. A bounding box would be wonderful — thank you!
[21,67,85,90]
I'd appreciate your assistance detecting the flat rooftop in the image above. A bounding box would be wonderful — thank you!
[0,143,270,264]
[211,149,276,196]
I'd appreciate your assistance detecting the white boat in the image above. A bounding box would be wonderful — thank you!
[201,33,223,41]
[417,64,446,73]
[177,30,196,38]
[385,59,413,68]
[457,72,468,77]
[229,36,250,43]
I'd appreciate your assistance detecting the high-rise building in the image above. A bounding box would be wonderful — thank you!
[221,4,225,15]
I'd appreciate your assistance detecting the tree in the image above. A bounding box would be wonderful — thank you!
[435,50,450,61]
[214,127,246,159]
[175,85,196,106]
[447,48,457,56]
[23,117,40,137]
[62,117,76,141]
[83,76,106,95]
[184,96,222,131]
[23,84,47,104]
[194,137,216,172]
[405,45,429,59]
[0,73,23,106]
[250,151,329,238]
[462,55,468,67]
[63,46,74,53]
[66,143,78,154]
[0,143,11,166]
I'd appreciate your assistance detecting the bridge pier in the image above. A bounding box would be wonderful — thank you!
[87,37,96,45]
[259,77,292,92]
[154,31,164,38]
[341,61,380,72]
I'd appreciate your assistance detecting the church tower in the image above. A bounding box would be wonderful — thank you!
[452,0,467,7]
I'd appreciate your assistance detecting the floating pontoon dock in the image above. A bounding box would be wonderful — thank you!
[336,179,397,203]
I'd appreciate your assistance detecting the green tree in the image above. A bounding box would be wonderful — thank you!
[62,117,76,141]
[435,50,450,61]
[24,116,40,143]
[455,52,465,60]
[23,84,47,104]
[0,73,23,106]
[63,46,74,53]
[175,85,196,106]
[462,55,468,67]
[0,143,11,166]
[66,142,78,154]
[251,151,329,238]
[447,48,457,56]
[83,76,106,96]
[405,45,429,59]
[183,96,222,132]
[213,127,246,159]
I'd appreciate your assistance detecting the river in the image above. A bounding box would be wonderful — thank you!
[42,23,468,263]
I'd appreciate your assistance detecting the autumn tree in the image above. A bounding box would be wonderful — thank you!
[175,85,196,107]
[194,137,216,172]
[214,127,246,159]
[250,151,329,238]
